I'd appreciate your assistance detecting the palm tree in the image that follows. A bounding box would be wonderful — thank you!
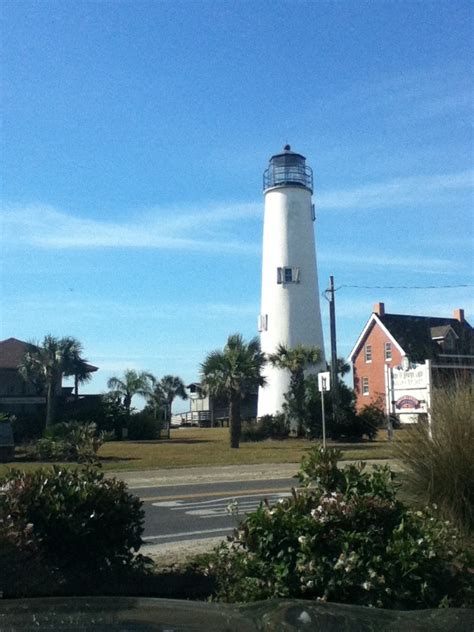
[335,357,351,377]
[268,343,322,436]
[106,369,154,415]
[107,369,155,416]
[153,375,188,424]
[18,335,88,427]
[201,333,266,449]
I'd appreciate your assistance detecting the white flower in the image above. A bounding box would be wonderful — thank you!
[306,580,314,588]
[362,581,372,591]
[297,611,312,624]
[298,535,307,545]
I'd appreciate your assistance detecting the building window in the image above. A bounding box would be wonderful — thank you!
[384,342,392,361]
[364,344,372,363]
[362,377,369,395]
[258,314,268,332]
[277,267,300,284]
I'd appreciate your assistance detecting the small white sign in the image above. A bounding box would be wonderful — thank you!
[389,362,430,415]
[318,372,331,392]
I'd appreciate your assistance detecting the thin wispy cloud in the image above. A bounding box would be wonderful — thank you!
[2,203,260,254]
[317,171,474,211]
[6,296,259,322]
[318,251,461,273]
[2,168,472,250]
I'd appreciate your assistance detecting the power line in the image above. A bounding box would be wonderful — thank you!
[334,283,474,291]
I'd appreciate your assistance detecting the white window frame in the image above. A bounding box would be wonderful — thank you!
[384,342,392,361]
[364,344,372,363]
[362,376,369,395]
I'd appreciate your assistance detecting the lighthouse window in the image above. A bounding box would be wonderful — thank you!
[258,314,268,332]
[277,267,300,284]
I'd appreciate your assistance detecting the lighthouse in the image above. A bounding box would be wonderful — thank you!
[257,145,325,417]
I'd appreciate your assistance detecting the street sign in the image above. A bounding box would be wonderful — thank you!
[318,371,331,392]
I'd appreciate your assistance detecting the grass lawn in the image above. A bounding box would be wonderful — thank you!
[0,427,403,476]
[98,427,398,472]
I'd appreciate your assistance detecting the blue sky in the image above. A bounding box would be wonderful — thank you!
[1,1,473,410]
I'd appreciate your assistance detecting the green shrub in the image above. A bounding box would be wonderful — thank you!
[396,384,474,532]
[127,410,162,440]
[0,466,145,595]
[305,380,376,441]
[206,447,473,608]
[9,412,45,443]
[241,414,289,442]
[30,421,104,463]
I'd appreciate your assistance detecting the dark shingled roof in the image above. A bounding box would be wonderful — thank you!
[0,338,38,369]
[379,314,473,362]
[0,337,98,372]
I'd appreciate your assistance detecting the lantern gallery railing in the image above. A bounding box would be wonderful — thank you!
[263,164,313,191]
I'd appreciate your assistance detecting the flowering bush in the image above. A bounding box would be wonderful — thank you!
[207,447,473,608]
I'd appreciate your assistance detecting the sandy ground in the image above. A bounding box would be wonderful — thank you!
[142,536,225,568]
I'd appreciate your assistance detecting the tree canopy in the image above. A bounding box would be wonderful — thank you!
[201,334,266,448]
[268,344,322,435]
[19,335,89,426]
[106,369,154,414]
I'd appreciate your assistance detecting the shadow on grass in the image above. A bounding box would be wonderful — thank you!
[334,442,387,451]
[125,438,213,445]
[98,456,139,463]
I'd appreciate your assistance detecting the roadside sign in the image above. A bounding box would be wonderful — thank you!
[318,371,331,392]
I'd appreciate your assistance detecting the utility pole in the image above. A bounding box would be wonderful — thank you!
[327,275,338,415]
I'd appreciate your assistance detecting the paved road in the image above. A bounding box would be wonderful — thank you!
[109,460,398,551]
[138,477,296,547]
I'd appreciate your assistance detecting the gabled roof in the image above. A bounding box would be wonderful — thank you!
[429,325,458,340]
[349,312,473,363]
[348,315,405,362]
[0,337,98,372]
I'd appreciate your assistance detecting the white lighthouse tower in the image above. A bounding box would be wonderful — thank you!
[257,145,325,417]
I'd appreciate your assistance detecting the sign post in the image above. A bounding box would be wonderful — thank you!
[318,372,331,448]
[384,363,394,441]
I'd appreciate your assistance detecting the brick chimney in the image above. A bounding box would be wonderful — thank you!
[374,302,385,316]
[453,308,465,323]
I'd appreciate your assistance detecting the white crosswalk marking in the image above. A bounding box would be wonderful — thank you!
[151,492,290,519]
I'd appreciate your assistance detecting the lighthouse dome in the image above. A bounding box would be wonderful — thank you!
[263,145,313,192]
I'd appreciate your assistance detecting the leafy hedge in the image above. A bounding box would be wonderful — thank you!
[27,421,104,463]
[127,410,163,440]
[206,447,473,608]
[0,466,146,596]
[241,414,289,442]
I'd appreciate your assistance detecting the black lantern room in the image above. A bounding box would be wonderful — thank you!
[263,145,313,192]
